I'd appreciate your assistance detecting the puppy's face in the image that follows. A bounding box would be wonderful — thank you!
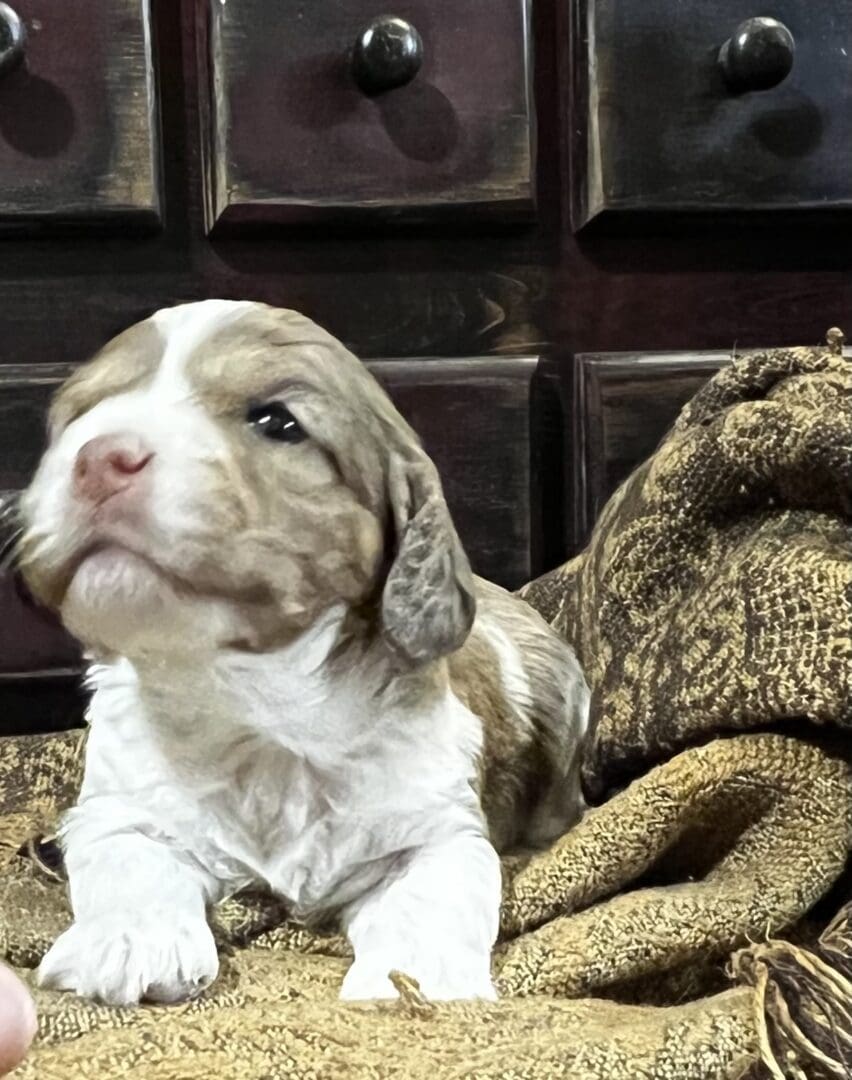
[19,301,474,661]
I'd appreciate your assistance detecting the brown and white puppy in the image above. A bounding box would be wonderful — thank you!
[19,301,588,1006]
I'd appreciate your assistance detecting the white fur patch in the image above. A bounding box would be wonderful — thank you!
[150,300,255,402]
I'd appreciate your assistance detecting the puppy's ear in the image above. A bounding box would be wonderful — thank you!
[381,453,476,664]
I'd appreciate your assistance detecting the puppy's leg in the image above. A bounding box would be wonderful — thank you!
[39,808,219,1007]
[340,832,500,1001]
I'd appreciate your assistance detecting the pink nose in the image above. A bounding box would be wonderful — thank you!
[73,435,154,504]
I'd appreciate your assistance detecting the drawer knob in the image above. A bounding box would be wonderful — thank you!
[0,2,25,78]
[0,3,25,78]
[719,17,795,92]
[351,15,423,96]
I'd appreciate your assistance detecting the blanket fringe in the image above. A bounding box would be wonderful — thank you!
[730,903,852,1080]
[388,971,438,1019]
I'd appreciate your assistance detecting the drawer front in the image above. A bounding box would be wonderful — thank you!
[198,0,534,229]
[0,364,84,682]
[573,0,852,226]
[0,0,161,229]
[373,358,540,590]
[0,365,65,488]
[572,353,729,549]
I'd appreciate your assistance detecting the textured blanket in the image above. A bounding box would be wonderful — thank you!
[1,335,851,1078]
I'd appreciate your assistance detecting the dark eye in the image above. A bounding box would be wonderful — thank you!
[246,401,307,444]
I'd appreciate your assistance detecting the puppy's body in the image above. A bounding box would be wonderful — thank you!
[20,301,588,1006]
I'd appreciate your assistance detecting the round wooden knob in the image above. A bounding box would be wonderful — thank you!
[351,16,423,96]
[0,3,25,78]
[719,17,795,92]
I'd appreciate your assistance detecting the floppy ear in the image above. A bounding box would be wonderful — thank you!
[381,452,476,664]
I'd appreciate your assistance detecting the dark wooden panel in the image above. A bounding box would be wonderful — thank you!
[0,555,81,677]
[572,352,730,549]
[0,364,67,487]
[569,342,852,547]
[0,0,850,374]
[197,0,534,229]
[0,0,161,230]
[3,1,852,370]
[573,0,852,227]
[373,357,540,589]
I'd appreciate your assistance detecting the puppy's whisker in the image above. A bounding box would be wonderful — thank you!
[0,526,23,571]
[11,528,55,571]
[0,490,21,522]
[0,492,24,571]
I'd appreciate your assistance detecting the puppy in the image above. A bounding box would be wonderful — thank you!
[19,301,588,1006]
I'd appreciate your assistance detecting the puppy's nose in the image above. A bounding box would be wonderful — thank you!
[73,435,154,504]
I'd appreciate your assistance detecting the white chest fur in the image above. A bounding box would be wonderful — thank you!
[77,613,485,917]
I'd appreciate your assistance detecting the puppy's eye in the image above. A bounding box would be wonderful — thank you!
[246,402,307,444]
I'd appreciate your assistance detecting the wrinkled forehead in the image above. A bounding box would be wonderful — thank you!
[50,300,355,427]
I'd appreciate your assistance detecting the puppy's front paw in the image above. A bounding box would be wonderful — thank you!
[38,911,219,1007]
[340,949,496,1003]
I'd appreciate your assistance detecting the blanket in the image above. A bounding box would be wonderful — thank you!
[1,334,850,1078]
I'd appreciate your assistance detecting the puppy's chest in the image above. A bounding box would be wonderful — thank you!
[138,684,470,913]
[195,739,397,909]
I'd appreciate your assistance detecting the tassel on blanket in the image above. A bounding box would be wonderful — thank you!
[388,971,439,1019]
[731,903,852,1080]
[19,834,64,883]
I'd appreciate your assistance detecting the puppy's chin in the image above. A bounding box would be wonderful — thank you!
[61,547,230,658]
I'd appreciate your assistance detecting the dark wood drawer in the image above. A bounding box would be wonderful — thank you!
[0,364,67,487]
[571,352,728,547]
[0,0,161,230]
[572,0,852,227]
[372,357,542,589]
[197,0,534,230]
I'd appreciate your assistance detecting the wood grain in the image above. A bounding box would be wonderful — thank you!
[0,0,161,229]
[572,0,852,227]
[1,1,852,365]
[0,363,68,487]
[197,0,534,229]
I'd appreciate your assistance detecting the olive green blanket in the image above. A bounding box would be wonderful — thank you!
[1,336,850,1078]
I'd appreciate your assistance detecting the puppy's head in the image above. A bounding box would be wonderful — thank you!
[19,301,474,662]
